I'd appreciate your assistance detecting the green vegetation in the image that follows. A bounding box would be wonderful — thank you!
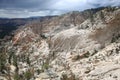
[91,49,98,56]
[42,63,49,70]
[24,70,33,80]
[84,51,90,58]
[111,34,120,43]
[89,11,94,25]
[60,73,79,80]
[37,69,41,75]
[26,56,30,65]
[13,73,21,80]
[13,69,33,80]
[41,59,50,72]
[43,63,49,69]
[105,6,118,12]
[13,54,19,72]
[0,47,7,73]
[8,51,14,64]
[100,11,105,21]
[61,73,68,80]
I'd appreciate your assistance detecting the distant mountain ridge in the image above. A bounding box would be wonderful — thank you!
[0,6,116,39]
[0,6,113,39]
[0,16,54,39]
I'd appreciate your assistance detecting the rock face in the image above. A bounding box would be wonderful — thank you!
[0,7,120,80]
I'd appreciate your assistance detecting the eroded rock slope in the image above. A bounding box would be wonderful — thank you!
[0,7,120,80]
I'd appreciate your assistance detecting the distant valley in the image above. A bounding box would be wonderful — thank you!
[0,16,54,39]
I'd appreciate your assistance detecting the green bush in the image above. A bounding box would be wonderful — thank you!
[42,63,49,70]
[24,70,32,80]
[13,74,21,80]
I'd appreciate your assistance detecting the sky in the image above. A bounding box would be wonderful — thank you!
[0,0,120,18]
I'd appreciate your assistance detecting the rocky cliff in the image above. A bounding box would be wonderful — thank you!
[0,6,120,80]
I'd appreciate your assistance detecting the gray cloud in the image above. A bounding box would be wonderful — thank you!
[0,0,119,18]
[0,9,67,18]
[0,0,50,10]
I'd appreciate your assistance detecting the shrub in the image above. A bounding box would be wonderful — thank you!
[42,63,49,70]
[24,70,33,80]
[13,73,21,80]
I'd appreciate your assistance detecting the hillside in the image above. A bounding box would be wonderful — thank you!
[0,16,53,39]
[0,6,120,80]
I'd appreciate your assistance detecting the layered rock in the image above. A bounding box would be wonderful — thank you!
[0,7,120,80]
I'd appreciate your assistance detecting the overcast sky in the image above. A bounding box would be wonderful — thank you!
[0,0,120,18]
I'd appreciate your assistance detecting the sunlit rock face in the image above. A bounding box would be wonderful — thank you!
[0,7,120,80]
